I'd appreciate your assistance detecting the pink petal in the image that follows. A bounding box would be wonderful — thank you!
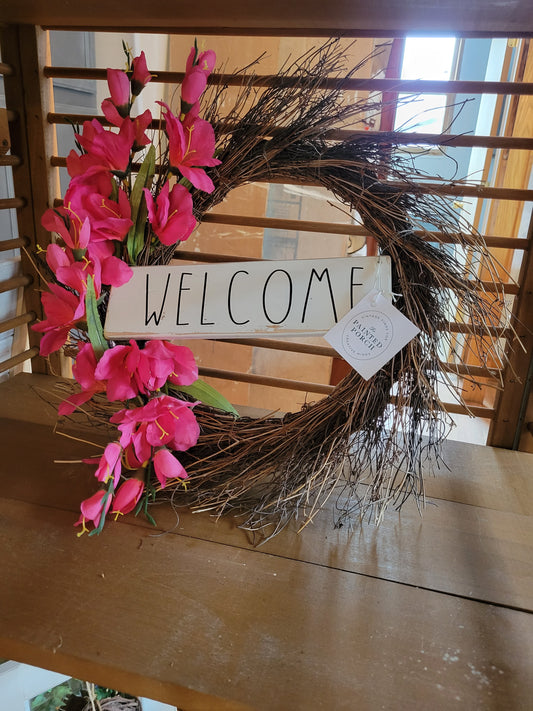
[178,165,215,193]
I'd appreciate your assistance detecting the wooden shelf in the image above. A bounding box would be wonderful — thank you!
[3,0,533,35]
[1,374,532,709]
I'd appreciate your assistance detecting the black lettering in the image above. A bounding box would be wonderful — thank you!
[227,270,250,325]
[301,268,338,324]
[145,272,170,327]
[262,269,293,325]
[350,266,363,309]
[176,272,192,326]
[200,272,215,325]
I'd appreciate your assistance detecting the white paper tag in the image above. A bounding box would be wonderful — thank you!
[324,289,420,380]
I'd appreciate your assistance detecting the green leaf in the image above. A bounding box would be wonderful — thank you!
[171,379,239,416]
[126,144,155,262]
[85,276,108,358]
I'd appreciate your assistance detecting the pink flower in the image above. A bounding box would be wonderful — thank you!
[158,102,221,193]
[110,395,200,465]
[48,185,132,251]
[66,165,113,197]
[45,242,96,296]
[101,103,152,153]
[41,208,91,252]
[75,489,112,536]
[94,340,144,401]
[123,444,145,469]
[181,67,208,108]
[111,478,144,516]
[87,241,133,286]
[153,447,188,488]
[144,182,196,246]
[141,340,198,388]
[93,442,122,487]
[58,342,106,416]
[131,51,151,96]
[32,283,85,356]
[131,109,153,151]
[94,339,198,401]
[75,188,132,243]
[182,48,216,111]
[186,47,216,75]
[107,68,130,118]
[76,118,135,176]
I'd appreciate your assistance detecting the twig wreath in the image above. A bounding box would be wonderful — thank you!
[35,39,508,539]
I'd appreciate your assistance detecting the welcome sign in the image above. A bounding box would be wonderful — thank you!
[104,257,391,340]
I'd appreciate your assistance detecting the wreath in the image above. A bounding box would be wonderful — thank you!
[34,40,508,539]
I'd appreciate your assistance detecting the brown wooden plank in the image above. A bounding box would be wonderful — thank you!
[0,154,21,166]
[1,414,531,612]
[0,311,35,335]
[45,111,533,151]
[198,365,335,394]
[1,494,532,710]
[0,237,27,252]
[43,66,533,96]
[426,437,533,515]
[2,0,532,34]
[0,274,32,293]
[38,25,533,39]
[0,347,39,374]
[488,182,533,446]
[199,213,531,250]
[0,197,25,209]
[0,26,60,374]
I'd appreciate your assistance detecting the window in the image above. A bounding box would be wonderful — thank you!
[394,37,458,134]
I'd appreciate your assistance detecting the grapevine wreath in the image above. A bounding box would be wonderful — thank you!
[34,39,509,539]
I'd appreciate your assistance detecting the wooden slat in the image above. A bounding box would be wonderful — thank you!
[0,347,39,374]
[48,112,533,151]
[3,0,533,33]
[388,395,495,419]
[199,213,531,250]
[0,61,13,76]
[0,25,61,375]
[0,274,32,294]
[217,337,501,379]
[0,237,27,253]
[50,159,533,200]
[38,25,533,39]
[199,365,497,413]
[47,195,531,249]
[198,365,335,394]
[0,155,22,167]
[489,209,533,448]
[449,321,510,338]
[42,67,533,96]
[332,129,533,150]
[173,250,520,295]
[0,311,36,335]
[0,197,25,210]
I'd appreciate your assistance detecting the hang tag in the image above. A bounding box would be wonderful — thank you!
[324,289,420,380]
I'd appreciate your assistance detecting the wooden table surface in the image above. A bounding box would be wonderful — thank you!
[0,373,532,710]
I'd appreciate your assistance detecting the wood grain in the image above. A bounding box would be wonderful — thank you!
[1,497,532,711]
[1,358,533,709]
[3,1,533,35]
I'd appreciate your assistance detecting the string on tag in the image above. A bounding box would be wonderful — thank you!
[371,255,385,306]
[371,254,401,305]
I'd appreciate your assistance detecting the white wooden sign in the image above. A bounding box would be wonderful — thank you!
[104,257,391,340]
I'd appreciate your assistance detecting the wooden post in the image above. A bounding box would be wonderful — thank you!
[1,24,61,375]
[488,209,533,448]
